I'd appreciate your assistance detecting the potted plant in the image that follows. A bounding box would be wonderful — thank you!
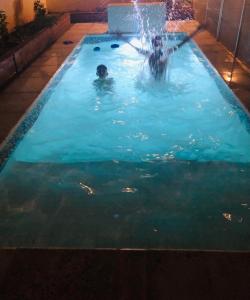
[0,10,9,49]
[0,2,71,88]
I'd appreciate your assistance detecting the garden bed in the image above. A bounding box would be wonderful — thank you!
[70,12,107,23]
[0,13,71,89]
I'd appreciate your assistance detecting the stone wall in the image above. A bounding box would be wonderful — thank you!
[0,0,47,31]
[193,0,250,65]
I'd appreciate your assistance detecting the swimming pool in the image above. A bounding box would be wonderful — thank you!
[0,34,250,249]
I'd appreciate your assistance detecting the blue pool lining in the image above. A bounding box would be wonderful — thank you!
[0,33,249,172]
[83,33,185,44]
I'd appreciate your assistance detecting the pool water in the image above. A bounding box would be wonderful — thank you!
[0,34,250,249]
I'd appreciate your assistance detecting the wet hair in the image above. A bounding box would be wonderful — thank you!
[97,64,107,77]
[151,35,163,47]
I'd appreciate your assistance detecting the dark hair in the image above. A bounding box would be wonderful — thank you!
[151,35,163,47]
[97,64,107,75]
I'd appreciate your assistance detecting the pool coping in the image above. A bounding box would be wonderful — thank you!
[0,32,250,172]
[1,246,250,252]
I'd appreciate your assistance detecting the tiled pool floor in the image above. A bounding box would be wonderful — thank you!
[0,21,250,145]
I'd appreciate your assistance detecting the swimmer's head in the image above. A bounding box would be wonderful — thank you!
[151,35,163,49]
[96,64,108,79]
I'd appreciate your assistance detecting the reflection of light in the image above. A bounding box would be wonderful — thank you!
[8,201,35,213]
[223,213,232,221]
[113,120,126,125]
[130,38,143,48]
[223,72,232,82]
[140,173,158,178]
[119,37,148,55]
[80,183,95,195]
[121,187,138,193]
[133,132,149,141]
[119,44,139,57]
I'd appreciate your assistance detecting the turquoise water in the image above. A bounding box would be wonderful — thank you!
[0,35,250,249]
[9,37,250,163]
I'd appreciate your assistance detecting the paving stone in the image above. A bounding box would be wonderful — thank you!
[21,66,58,79]
[2,77,48,94]
[0,112,24,141]
[0,93,38,112]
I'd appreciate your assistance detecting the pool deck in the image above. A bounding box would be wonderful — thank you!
[1,21,250,300]
[0,20,250,145]
[0,249,250,300]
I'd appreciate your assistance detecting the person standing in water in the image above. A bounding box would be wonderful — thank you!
[122,25,204,80]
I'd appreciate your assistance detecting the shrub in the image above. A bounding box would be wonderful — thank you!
[0,10,8,43]
[34,0,46,19]
[32,0,56,32]
[0,3,58,57]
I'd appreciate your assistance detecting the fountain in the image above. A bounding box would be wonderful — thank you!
[107,1,166,35]
[107,1,194,82]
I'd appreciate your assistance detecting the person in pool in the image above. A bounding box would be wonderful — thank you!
[93,64,114,93]
[121,25,204,81]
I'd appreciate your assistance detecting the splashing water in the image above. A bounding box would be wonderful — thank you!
[166,0,180,81]
[130,1,192,83]
[131,0,148,46]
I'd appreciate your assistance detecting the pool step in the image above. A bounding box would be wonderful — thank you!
[0,160,249,249]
